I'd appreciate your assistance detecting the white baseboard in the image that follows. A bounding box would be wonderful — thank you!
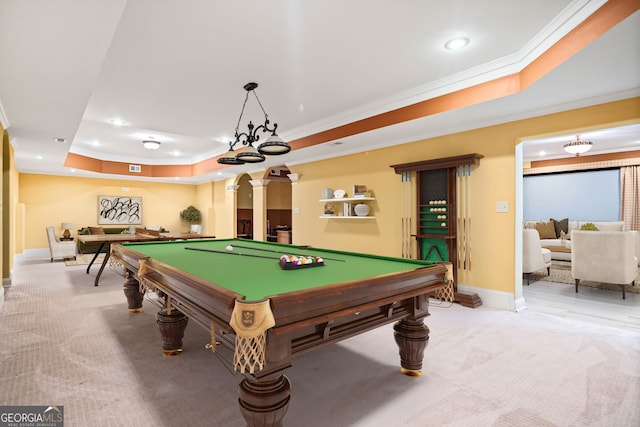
[0,280,4,311]
[514,297,527,312]
[21,248,50,259]
[457,283,524,311]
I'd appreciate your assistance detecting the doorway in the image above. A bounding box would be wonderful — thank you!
[236,173,253,239]
[265,166,292,243]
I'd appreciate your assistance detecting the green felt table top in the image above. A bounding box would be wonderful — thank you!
[121,239,436,301]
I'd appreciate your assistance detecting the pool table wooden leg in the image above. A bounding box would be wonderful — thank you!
[238,374,291,427]
[393,317,430,376]
[123,271,144,313]
[156,308,188,357]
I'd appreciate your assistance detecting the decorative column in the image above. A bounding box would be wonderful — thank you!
[225,183,239,239]
[249,179,270,241]
[287,173,300,245]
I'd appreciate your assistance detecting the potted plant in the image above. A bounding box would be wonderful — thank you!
[180,205,201,231]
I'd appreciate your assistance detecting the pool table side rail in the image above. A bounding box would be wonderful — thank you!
[269,265,447,328]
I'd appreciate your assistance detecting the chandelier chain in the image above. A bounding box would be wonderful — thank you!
[234,91,251,135]
[251,90,269,119]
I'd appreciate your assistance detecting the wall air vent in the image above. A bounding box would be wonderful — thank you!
[129,164,141,173]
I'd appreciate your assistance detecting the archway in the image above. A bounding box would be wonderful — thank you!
[236,173,253,239]
[264,166,292,243]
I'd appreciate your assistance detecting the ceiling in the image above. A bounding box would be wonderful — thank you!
[1,1,639,185]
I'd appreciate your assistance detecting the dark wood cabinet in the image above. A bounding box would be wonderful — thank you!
[417,168,457,268]
[391,153,483,307]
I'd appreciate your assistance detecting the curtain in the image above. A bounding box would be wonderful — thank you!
[620,165,639,231]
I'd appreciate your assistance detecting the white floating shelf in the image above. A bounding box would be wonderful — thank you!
[320,215,376,219]
[319,197,375,202]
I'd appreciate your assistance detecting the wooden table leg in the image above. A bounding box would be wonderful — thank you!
[156,309,188,357]
[238,374,291,427]
[123,271,144,313]
[393,317,430,376]
[85,242,107,274]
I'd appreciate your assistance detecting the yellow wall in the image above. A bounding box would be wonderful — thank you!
[267,181,292,209]
[19,174,200,249]
[1,127,5,282]
[195,181,215,235]
[237,174,252,209]
[290,97,640,296]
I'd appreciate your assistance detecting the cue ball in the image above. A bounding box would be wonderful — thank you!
[226,245,233,251]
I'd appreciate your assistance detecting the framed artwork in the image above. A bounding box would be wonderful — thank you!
[98,195,142,225]
[353,185,367,196]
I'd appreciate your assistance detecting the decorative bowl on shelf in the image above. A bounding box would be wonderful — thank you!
[354,203,370,217]
[333,189,346,199]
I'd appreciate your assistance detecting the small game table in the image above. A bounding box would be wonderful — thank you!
[111,238,449,427]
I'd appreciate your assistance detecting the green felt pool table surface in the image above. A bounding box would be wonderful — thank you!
[120,238,437,301]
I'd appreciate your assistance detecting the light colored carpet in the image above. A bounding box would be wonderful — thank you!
[1,256,639,426]
[530,261,640,294]
[64,253,105,266]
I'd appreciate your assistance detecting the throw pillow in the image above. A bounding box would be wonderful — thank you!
[550,217,568,239]
[535,220,557,239]
[88,226,105,235]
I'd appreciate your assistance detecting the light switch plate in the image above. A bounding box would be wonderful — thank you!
[496,201,509,213]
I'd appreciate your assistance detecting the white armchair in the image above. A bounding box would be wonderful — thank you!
[46,226,76,262]
[523,229,552,285]
[190,224,202,234]
[571,230,638,299]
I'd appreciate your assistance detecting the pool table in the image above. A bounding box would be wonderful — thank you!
[111,238,449,427]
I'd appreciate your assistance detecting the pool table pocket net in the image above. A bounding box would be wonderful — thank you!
[229,299,276,374]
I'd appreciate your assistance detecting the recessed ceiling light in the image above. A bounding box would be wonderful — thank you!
[444,37,470,50]
[36,155,43,160]
[54,137,66,143]
[109,119,126,127]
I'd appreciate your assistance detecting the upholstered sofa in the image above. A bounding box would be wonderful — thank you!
[524,219,639,264]
[523,219,626,260]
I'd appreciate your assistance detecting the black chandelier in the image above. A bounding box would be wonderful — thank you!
[217,82,290,165]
